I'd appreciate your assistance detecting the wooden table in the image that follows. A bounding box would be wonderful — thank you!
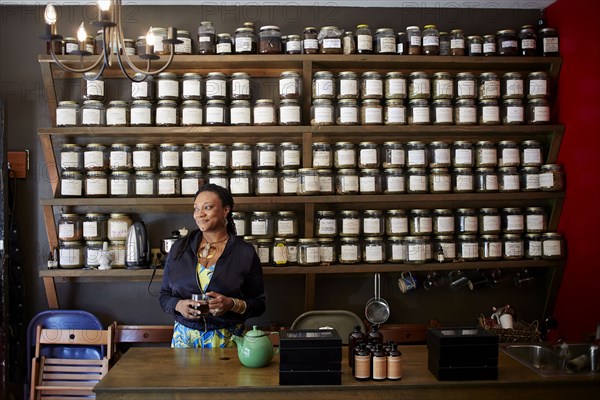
[95,346,599,400]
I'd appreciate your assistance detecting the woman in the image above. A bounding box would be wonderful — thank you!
[159,184,265,348]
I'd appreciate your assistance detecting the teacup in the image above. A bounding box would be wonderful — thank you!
[398,271,417,294]
[448,270,473,291]
[191,293,211,315]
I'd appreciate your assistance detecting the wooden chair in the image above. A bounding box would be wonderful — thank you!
[112,323,174,362]
[30,325,114,400]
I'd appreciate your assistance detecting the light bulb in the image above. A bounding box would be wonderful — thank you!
[98,0,111,12]
[77,22,87,43]
[146,27,155,46]
[44,4,57,25]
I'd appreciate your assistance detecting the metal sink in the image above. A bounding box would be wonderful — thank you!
[501,343,594,376]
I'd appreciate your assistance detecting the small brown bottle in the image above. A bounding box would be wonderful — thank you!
[387,342,402,380]
[372,344,387,381]
[353,343,371,381]
[348,325,366,367]
[367,324,384,345]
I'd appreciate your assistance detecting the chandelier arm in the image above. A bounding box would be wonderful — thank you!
[49,46,104,74]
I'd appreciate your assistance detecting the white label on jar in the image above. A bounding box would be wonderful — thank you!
[303,175,321,192]
[313,106,333,123]
[412,78,430,97]
[480,149,497,165]
[175,37,192,54]
[503,175,520,191]
[112,246,125,265]
[229,177,249,194]
[273,245,287,263]
[183,80,201,98]
[461,242,479,258]
[533,106,550,122]
[387,79,406,97]
[529,79,548,97]
[59,247,81,266]
[61,152,79,170]
[437,216,454,233]
[485,242,502,258]
[409,175,427,191]
[86,177,107,195]
[56,108,77,126]
[158,80,178,98]
[359,176,375,192]
[506,215,524,231]
[84,151,104,169]
[412,107,430,123]
[136,179,154,195]
[87,79,104,97]
[209,176,228,189]
[485,174,499,190]
[286,40,301,52]
[254,107,275,124]
[410,35,422,46]
[231,150,252,168]
[156,107,177,125]
[506,79,524,97]
[456,107,477,123]
[257,247,269,263]
[304,247,320,263]
[230,107,251,125]
[279,78,298,97]
[360,149,378,165]
[282,150,300,167]
[182,107,203,125]
[482,81,500,98]
[323,38,341,49]
[387,106,405,123]
[304,38,319,49]
[339,107,358,124]
[450,38,464,49]
[319,246,334,262]
[504,241,523,257]
[482,106,500,123]
[154,35,165,52]
[457,80,475,97]
[390,217,408,234]
[182,152,202,169]
[318,219,336,235]
[181,178,200,195]
[386,176,404,192]
[390,150,404,166]
[61,179,82,196]
[423,35,439,46]
[258,177,278,194]
[65,42,79,54]
[463,216,478,232]
[396,42,404,53]
[110,179,129,195]
[251,220,267,235]
[543,240,561,256]
[206,79,226,98]
[82,108,101,125]
[258,150,276,168]
[502,40,518,49]
[432,175,450,191]
[364,107,382,124]
[529,240,542,257]
[342,219,360,235]
[282,176,298,193]
[131,107,151,125]
[456,174,473,191]
[363,218,381,234]
[483,42,496,53]
[232,80,250,99]
[543,37,559,53]
[407,243,426,261]
[206,107,225,124]
[313,151,330,167]
[525,174,540,190]
[539,172,554,188]
[357,34,373,51]
[435,107,453,123]
[470,43,482,54]
[407,149,425,166]
[523,149,541,165]
[501,149,520,165]
[158,178,176,195]
[161,151,179,168]
[455,149,472,165]
[315,79,334,97]
[216,42,232,54]
[435,79,453,98]
[133,151,151,169]
[341,175,359,192]
[107,107,127,125]
[340,245,358,261]
[280,106,300,124]
[337,149,355,166]
[59,223,75,239]
[235,37,252,52]
[83,221,98,238]
[527,215,545,231]
[277,220,294,235]
[483,216,500,232]
[521,38,535,49]
[437,242,454,259]
[340,79,358,96]
[109,221,128,240]
[233,219,246,236]
[506,106,524,122]
[365,245,383,262]
[434,149,451,165]
[131,81,148,98]
[365,80,383,97]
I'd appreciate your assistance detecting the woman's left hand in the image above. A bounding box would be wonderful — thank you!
[206,291,234,317]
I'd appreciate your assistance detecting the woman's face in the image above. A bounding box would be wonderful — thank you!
[193,190,230,233]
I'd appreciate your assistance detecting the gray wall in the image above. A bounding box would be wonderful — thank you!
[0,4,546,329]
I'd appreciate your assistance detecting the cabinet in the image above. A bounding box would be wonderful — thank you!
[37,54,564,319]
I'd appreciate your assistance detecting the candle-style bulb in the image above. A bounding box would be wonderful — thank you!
[146,27,155,46]
[98,0,111,12]
[77,22,87,43]
[44,4,57,25]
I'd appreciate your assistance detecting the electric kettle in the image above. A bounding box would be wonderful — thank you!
[125,221,150,269]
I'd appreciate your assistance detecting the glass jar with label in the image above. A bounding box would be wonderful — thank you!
[384,99,406,125]
[429,167,451,193]
[83,213,108,241]
[521,140,543,167]
[361,72,383,100]
[85,171,108,197]
[283,238,298,265]
[253,99,276,126]
[525,233,542,259]
[362,210,384,236]
[406,167,428,193]
[315,210,337,237]
[432,72,453,100]
[279,169,298,195]
[383,168,405,194]
[503,234,524,260]
[337,71,359,100]
[338,237,360,264]
[539,164,564,191]
[518,25,537,56]
[385,72,406,99]
[229,72,251,101]
[231,212,248,236]
[230,143,252,170]
[159,144,180,171]
[406,26,421,55]
[255,239,272,265]
[259,25,282,54]
[383,142,405,168]
[374,28,395,54]
[107,213,132,242]
[542,232,564,259]
[63,37,78,55]
[174,30,192,55]
[278,142,301,169]
[156,72,179,101]
[455,72,476,100]
[453,167,474,192]
[81,100,106,126]
[317,238,335,266]
[428,142,450,168]
[479,72,500,100]
[272,238,288,266]
[406,141,428,168]
[251,212,274,238]
[302,26,318,54]
[108,240,125,268]
[479,235,502,260]
[432,99,453,125]
[362,237,385,264]
[204,169,226,190]
[234,27,255,54]
[432,235,455,262]
[336,169,359,195]
[360,169,382,195]
[181,170,205,196]
[284,35,301,54]
[59,241,84,268]
[521,166,540,192]
[422,24,439,55]
[361,99,383,125]
[433,209,455,235]
[298,239,320,266]
[333,142,356,169]
[336,99,359,126]
[497,140,520,167]
[475,141,497,167]
[408,99,430,125]
[61,144,83,171]
[457,235,479,261]
[230,100,252,126]
[84,144,108,171]
[453,141,474,167]
[130,100,154,126]
[155,100,178,126]
[502,208,524,234]
[180,73,202,102]
[502,72,524,99]
[527,71,549,99]
[56,101,79,127]
[274,211,298,238]
[525,207,547,233]
[158,170,181,197]
[134,171,156,196]
[456,208,478,235]
[467,35,483,56]
[215,33,232,55]
[180,100,203,126]
[131,73,155,101]
[318,26,343,54]
[448,29,465,56]
[408,71,430,100]
[475,167,498,192]
[312,142,332,168]
[483,34,496,56]
[205,72,227,100]
[205,100,226,126]
[106,101,129,127]
[255,142,277,169]
[197,21,216,54]
[297,168,321,195]
[319,169,334,194]
[385,210,408,236]
[313,71,335,99]
[255,169,278,196]
[58,214,83,241]
[538,27,559,56]
[496,29,518,56]
[409,209,432,236]
[479,208,501,234]
[229,170,253,195]
[82,72,105,101]
[404,236,428,264]
[498,167,520,192]
[61,171,83,196]
[355,24,372,54]
[337,210,360,237]
[357,142,379,168]
[279,71,301,100]
[311,99,334,126]
[478,99,500,125]
[132,143,157,171]
[502,98,524,125]
[527,98,551,124]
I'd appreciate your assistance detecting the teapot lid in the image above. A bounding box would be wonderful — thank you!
[245,325,267,338]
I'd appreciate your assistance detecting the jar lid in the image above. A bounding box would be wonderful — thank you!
[479,99,499,105]
[403,236,425,241]
[433,72,451,78]
[542,232,562,238]
[182,100,202,106]
[502,207,522,212]
[496,29,516,35]
[86,143,105,148]
[340,210,359,215]
[110,142,129,148]
[60,213,79,217]
[362,99,381,104]
[528,71,548,78]
[480,72,499,79]
[467,35,482,40]
[159,170,179,175]
[314,70,333,77]
[151,26,167,32]
[435,235,454,240]
[358,141,377,146]
[112,171,130,176]
[260,25,280,31]
[541,163,562,170]
[456,72,475,78]
[277,211,296,216]
[232,142,251,147]
[287,35,301,40]
[108,100,128,106]
[316,169,332,174]
[522,139,541,146]
[280,99,299,105]
[433,208,453,213]
[256,142,275,147]
[316,210,336,216]
[298,238,318,243]
[208,143,226,147]
[135,170,154,175]
[252,211,272,216]
[304,26,317,31]
[450,29,464,33]
[383,141,401,146]
[430,140,448,146]
[503,72,523,78]
[362,71,381,78]
[207,168,227,174]
[456,208,476,214]
[334,141,353,146]
[480,234,500,239]
[109,213,129,217]
[503,98,523,105]
[424,24,437,29]
[321,26,339,30]
[298,167,317,173]
[356,24,369,29]
[123,38,134,44]
[83,100,103,105]
[256,239,272,244]
[284,237,298,243]
[183,72,202,78]
[132,100,152,105]
[235,27,253,33]
[207,99,226,104]
[525,206,544,212]
[539,27,557,33]
[58,101,79,106]
[158,72,178,79]
[231,99,250,106]
[61,143,81,149]
[61,241,83,246]
[135,143,154,148]
[524,233,542,238]
[136,35,146,41]
[498,166,518,171]
[457,234,477,239]
[159,143,178,147]
[406,26,420,30]
[409,71,428,77]
[364,236,383,242]
[503,233,522,239]
[63,36,77,41]
[386,209,406,214]
[385,71,404,78]
[86,240,105,245]
[317,238,335,243]
[498,140,517,146]
[375,28,394,34]
[337,168,357,174]
[479,208,499,214]
[280,141,299,147]
[339,237,358,242]
[281,70,300,76]
[62,171,82,176]
[85,213,107,217]
[110,240,126,245]
[232,72,250,78]
[231,169,250,175]
[363,209,383,214]
[217,33,231,38]
[407,140,425,145]
[207,72,226,78]
[255,99,274,105]
[430,167,449,172]
[454,140,472,146]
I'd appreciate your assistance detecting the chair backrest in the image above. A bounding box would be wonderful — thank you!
[113,324,174,344]
[35,325,114,360]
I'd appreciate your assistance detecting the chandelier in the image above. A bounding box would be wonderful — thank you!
[40,0,181,82]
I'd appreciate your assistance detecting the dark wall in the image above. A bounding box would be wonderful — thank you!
[0,4,545,330]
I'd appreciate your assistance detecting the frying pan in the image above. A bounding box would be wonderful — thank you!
[365,273,390,325]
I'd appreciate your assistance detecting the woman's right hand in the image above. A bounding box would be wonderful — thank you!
[176,299,201,319]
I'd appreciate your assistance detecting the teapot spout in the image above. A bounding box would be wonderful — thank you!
[232,334,243,347]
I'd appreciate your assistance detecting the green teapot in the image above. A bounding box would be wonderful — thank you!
[232,326,279,368]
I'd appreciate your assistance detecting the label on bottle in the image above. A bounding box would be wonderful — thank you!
[86,80,104,97]
[158,80,178,98]
[502,40,518,49]
[229,177,249,194]
[364,107,382,124]
[254,107,275,124]
[391,243,405,261]
[110,178,129,195]
[58,223,75,239]
[61,152,80,170]
[396,42,404,54]
[365,245,383,262]
[407,243,426,261]
[303,246,319,263]
[286,40,301,52]
[86,248,101,266]
[354,354,371,379]
[462,216,478,232]
[340,245,358,262]
[210,176,228,189]
[277,220,295,236]
[423,35,439,46]
[504,240,523,257]
[506,79,524,97]
[523,173,539,190]
[206,107,225,124]
[359,176,375,192]
[437,216,454,233]
[342,219,360,235]
[387,79,406,97]
[340,79,358,96]
[357,34,373,51]
[469,42,482,54]
[433,149,450,165]
[387,357,402,379]
[107,107,127,126]
[282,150,300,167]
[158,178,176,195]
[432,174,450,192]
[543,37,559,53]
[526,215,544,231]
[136,179,154,195]
[387,217,406,235]
[304,38,318,49]
[230,107,251,125]
[319,245,334,263]
[256,246,269,263]
[320,175,332,192]
[386,176,404,192]
[315,79,334,97]
[543,240,561,256]
[316,219,335,236]
[257,150,276,168]
[131,107,151,125]
[181,178,200,196]
[161,151,179,168]
[313,106,333,123]
[322,38,341,49]
[441,242,456,258]
[282,176,298,193]
[407,149,425,166]
[82,108,101,125]
[335,150,354,167]
[539,172,555,188]
[133,151,151,169]
[231,79,250,98]
[183,80,201,98]
[506,106,524,123]
[156,107,176,125]
[175,37,192,54]
[206,79,226,97]
[373,356,387,380]
[521,38,535,49]
[359,149,377,166]
[216,42,231,54]
[365,80,383,97]
[59,247,81,266]
[529,79,548,97]
[410,35,422,46]
[182,107,203,125]
[506,215,524,231]
[482,81,499,98]
[56,108,77,126]
[412,107,430,123]
[450,38,464,49]
[84,151,104,170]
[533,106,550,123]
[390,149,404,166]
[435,107,453,123]
[502,175,520,191]
[483,42,496,53]
[339,107,358,124]
[257,177,278,194]
[482,106,500,123]
[386,106,405,123]
[131,81,148,98]
[235,37,252,52]
[528,240,542,257]
[500,149,519,166]
[482,216,500,232]
[86,176,108,195]
[273,244,288,264]
[409,175,427,191]
[363,218,381,234]
[412,78,430,97]
[457,80,475,97]
[279,79,298,98]
[454,149,472,165]
[83,221,98,238]
[485,242,502,258]
[251,220,267,235]
[456,174,473,191]
[523,148,541,165]
[207,151,226,169]
[435,79,453,98]
[231,150,252,168]
[461,242,478,258]
[313,150,331,167]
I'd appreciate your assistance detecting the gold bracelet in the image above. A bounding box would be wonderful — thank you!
[230,298,247,314]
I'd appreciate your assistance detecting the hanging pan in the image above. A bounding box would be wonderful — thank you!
[364,273,390,325]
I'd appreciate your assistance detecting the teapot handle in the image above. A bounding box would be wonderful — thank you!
[268,331,280,358]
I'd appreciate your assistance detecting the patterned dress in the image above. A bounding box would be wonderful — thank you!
[171,261,243,348]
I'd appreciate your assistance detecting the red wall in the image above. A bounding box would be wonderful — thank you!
[547,0,600,340]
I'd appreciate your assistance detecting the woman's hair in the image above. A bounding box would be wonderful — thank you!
[194,183,237,236]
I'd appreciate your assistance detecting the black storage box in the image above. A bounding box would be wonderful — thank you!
[279,329,342,385]
[427,326,499,381]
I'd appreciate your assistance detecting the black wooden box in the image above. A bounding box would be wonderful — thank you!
[427,327,499,381]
